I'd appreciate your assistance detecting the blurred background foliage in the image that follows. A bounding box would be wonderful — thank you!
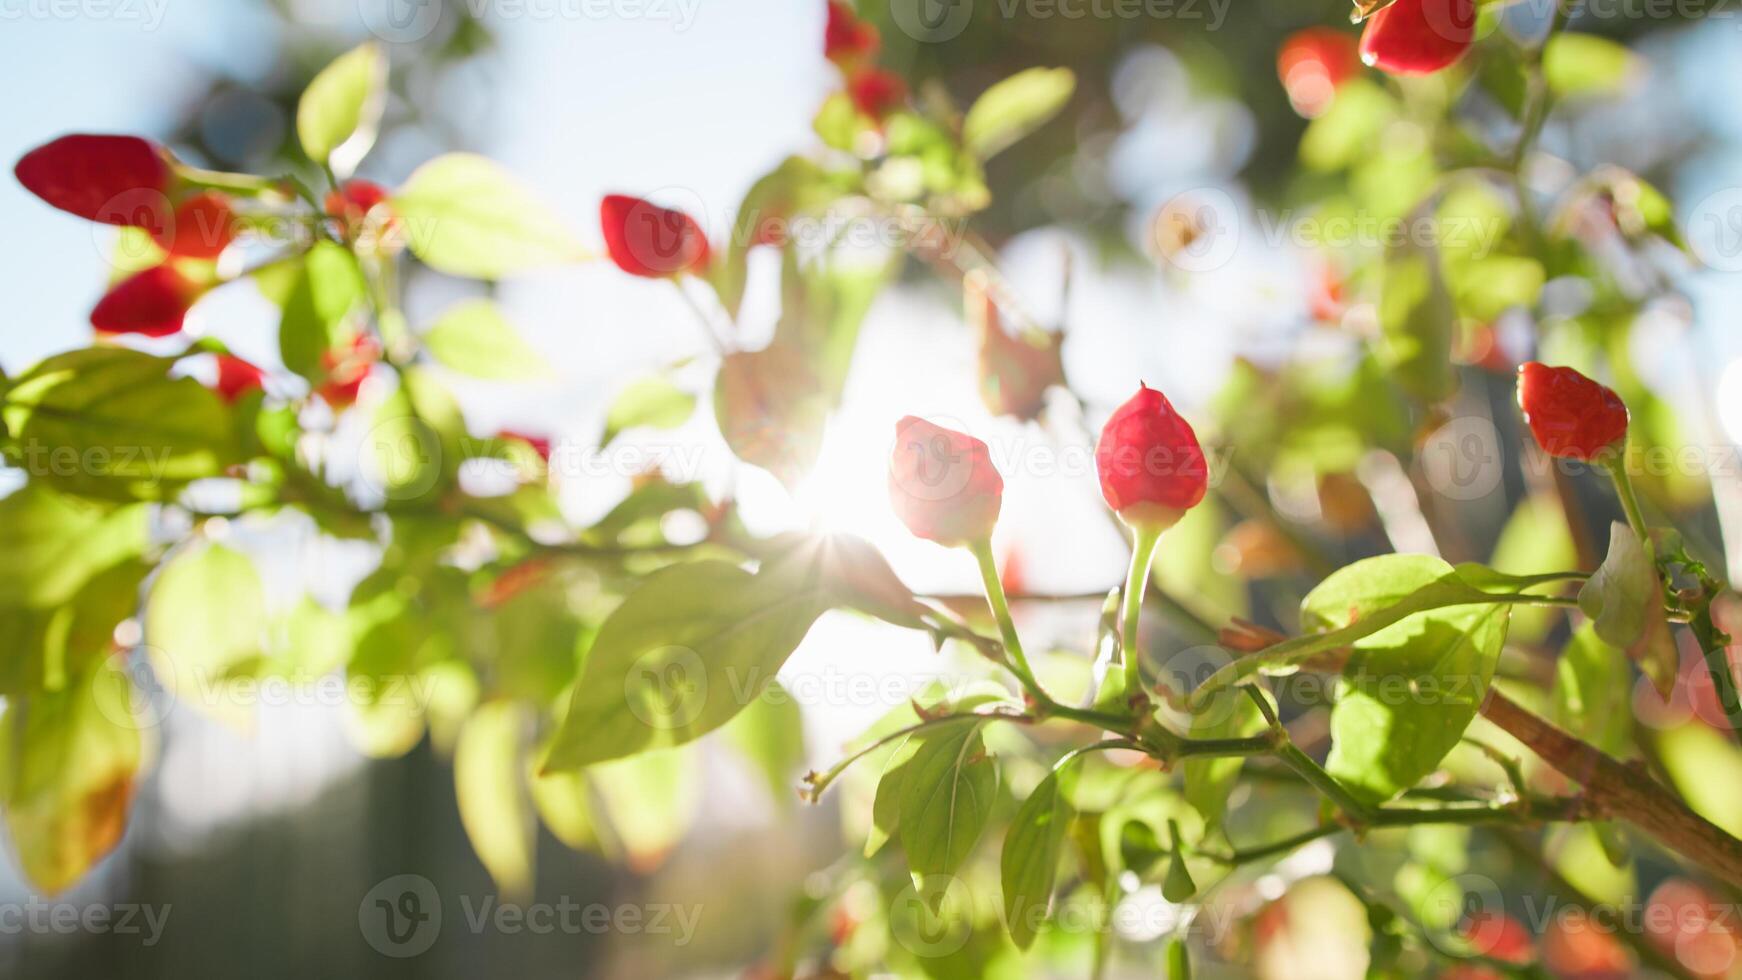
[8,0,1742,978]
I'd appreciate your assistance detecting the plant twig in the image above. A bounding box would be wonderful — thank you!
[1480,687,1742,886]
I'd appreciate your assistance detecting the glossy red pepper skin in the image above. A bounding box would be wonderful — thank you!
[1359,0,1476,76]
[1516,362,1629,461]
[212,355,266,403]
[1095,384,1208,531]
[14,134,173,225]
[825,2,879,67]
[847,67,907,121]
[600,194,711,278]
[90,264,202,337]
[888,416,1003,546]
[153,191,237,260]
[1277,28,1361,117]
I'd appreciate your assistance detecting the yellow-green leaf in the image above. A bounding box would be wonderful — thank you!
[296,42,387,174]
[963,67,1075,160]
[393,154,590,279]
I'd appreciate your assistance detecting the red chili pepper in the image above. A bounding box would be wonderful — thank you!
[325,179,398,245]
[1277,28,1360,117]
[1095,383,1208,531]
[325,179,391,223]
[1358,0,1476,76]
[847,67,907,121]
[317,334,381,410]
[1515,361,1629,461]
[600,194,711,278]
[152,191,237,260]
[824,1,879,67]
[212,355,266,403]
[888,416,1003,546]
[90,264,203,337]
[14,133,173,225]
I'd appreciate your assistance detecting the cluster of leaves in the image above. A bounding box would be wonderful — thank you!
[4,4,1742,978]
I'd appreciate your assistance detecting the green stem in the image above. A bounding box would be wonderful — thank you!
[1604,451,1650,546]
[1275,740,1375,823]
[970,538,1046,704]
[1121,525,1164,697]
[175,164,281,196]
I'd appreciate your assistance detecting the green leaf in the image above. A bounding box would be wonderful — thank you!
[898,721,997,883]
[1300,80,1394,173]
[813,92,869,152]
[530,768,605,854]
[422,299,551,380]
[296,42,387,174]
[540,560,830,771]
[0,662,142,893]
[393,153,590,279]
[722,681,806,808]
[275,243,366,383]
[601,375,695,446]
[1544,34,1639,99]
[1001,762,1075,949]
[0,560,148,696]
[1654,721,1742,838]
[455,700,535,900]
[1578,522,1652,649]
[1197,562,1543,704]
[1167,937,1192,979]
[1311,555,1511,804]
[364,370,468,503]
[962,67,1075,160]
[1377,236,1457,404]
[1489,494,1578,644]
[710,155,837,318]
[588,747,700,866]
[2,347,239,499]
[0,485,146,609]
[1183,687,1267,830]
[1162,847,1198,903]
[1552,625,1633,756]
[146,543,267,691]
[1447,255,1543,322]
